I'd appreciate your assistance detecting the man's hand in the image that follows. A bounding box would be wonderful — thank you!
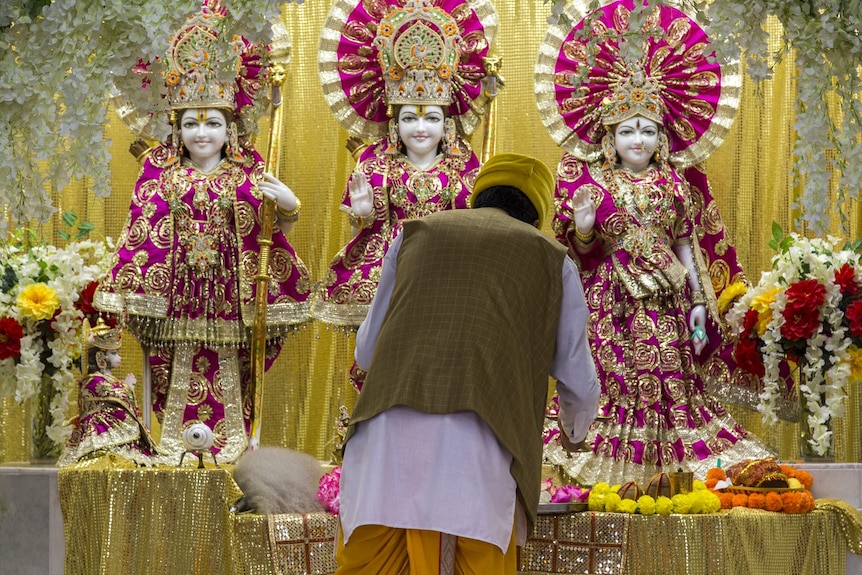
[559,425,590,453]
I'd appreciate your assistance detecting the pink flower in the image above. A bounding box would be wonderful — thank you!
[317,467,341,514]
[550,484,590,503]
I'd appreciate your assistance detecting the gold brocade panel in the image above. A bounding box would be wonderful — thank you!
[0,3,860,464]
[58,458,860,575]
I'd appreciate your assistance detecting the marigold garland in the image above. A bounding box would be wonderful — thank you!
[706,465,817,513]
[587,481,720,516]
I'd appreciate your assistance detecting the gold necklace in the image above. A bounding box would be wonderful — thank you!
[167,161,242,274]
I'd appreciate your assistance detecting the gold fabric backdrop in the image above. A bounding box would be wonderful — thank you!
[0,2,859,465]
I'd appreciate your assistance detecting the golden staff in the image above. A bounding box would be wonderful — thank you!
[249,20,291,448]
[480,56,503,163]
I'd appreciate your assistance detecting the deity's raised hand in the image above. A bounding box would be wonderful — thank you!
[348,172,374,218]
[571,186,596,234]
[260,173,299,213]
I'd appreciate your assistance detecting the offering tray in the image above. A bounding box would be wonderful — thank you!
[537,502,589,514]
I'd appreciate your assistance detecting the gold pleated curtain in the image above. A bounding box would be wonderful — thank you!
[0,2,860,464]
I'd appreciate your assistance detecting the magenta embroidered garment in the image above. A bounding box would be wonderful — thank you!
[60,373,159,467]
[314,140,479,329]
[95,145,312,462]
[545,156,774,486]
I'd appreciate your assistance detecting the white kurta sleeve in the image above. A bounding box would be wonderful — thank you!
[354,232,404,370]
[551,256,600,442]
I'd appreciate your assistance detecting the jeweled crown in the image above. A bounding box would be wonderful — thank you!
[164,0,238,111]
[89,317,122,351]
[600,71,666,127]
[374,0,462,107]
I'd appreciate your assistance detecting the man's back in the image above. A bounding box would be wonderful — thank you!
[351,207,568,527]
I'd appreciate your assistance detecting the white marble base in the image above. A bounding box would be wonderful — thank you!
[0,464,64,575]
[799,463,862,575]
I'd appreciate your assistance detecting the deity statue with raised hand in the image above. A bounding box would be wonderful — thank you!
[535,0,792,487]
[314,0,499,390]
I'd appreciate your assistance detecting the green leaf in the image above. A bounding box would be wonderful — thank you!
[58,230,71,241]
[772,221,784,243]
[843,238,862,253]
[62,211,78,228]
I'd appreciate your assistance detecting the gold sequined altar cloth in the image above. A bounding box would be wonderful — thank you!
[60,460,861,575]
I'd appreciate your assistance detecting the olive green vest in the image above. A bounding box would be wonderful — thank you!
[348,208,567,533]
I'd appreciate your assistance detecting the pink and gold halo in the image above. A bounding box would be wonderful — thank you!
[535,0,740,168]
[319,0,498,140]
[112,1,288,141]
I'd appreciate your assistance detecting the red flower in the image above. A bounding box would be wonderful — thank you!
[785,279,826,311]
[835,263,859,296]
[742,309,759,336]
[846,300,862,338]
[734,336,765,377]
[781,297,821,341]
[0,317,25,360]
[76,280,99,319]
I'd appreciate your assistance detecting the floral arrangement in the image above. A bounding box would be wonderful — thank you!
[587,480,721,515]
[724,225,862,456]
[0,217,114,452]
[543,0,862,236]
[317,466,341,514]
[0,0,302,230]
[705,466,816,513]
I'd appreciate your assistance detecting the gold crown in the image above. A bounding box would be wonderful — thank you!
[600,71,666,127]
[164,0,238,111]
[374,0,462,107]
[88,317,122,351]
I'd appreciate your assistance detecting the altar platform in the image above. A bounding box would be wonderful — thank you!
[2,460,862,574]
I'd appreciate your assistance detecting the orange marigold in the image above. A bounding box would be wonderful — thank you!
[706,468,727,482]
[748,493,767,510]
[779,465,815,491]
[765,491,783,512]
[717,492,734,510]
[731,493,749,508]
[705,478,718,489]
[782,491,803,513]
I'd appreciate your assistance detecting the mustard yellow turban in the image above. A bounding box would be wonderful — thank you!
[470,153,554,227]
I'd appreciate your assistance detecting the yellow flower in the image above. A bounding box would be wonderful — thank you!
[756,309,773,336]
[17,283,60,321]
[637,495,656,515]
[655,496,674,516]
[617,498,638,514]
[848,346,862,381]
[717,281,748,314]
[751,287,781,314]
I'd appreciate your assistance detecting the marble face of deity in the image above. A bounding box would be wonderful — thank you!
[106,349,122,371]
[180,108,229,171]
[613,116,659,173]
[398,104,445,167]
